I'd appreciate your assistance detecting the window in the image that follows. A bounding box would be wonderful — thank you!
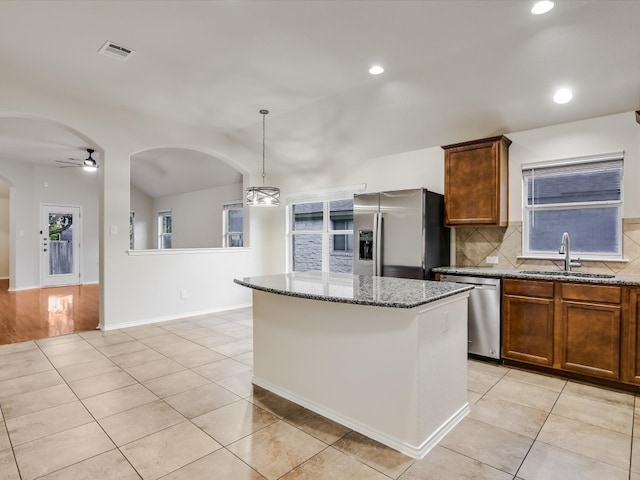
[522,154,623,259]
[158,210,172,249]
[129,210,135,249]
[223,202,244,248]
[330,201,354,254]
[288,198,354,273]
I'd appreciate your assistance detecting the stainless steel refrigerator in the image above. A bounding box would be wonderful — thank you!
[353,189,450,280]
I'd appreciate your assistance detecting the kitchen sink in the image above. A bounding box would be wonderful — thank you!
[519,270,615,279]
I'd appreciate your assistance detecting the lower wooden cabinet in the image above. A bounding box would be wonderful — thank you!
[502,279,554,366]
[627,288,640,384]
[556,282,622,380]
[502,278,634,388]
[558,300,621,380]
[503,294,554,366]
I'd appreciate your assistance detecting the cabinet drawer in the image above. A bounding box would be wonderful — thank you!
[503,279,553,298]
[561,283,621,304]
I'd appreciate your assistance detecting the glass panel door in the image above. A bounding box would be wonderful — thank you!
[40,205,81,286]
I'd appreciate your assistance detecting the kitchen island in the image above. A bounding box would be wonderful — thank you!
[234,272,473,458]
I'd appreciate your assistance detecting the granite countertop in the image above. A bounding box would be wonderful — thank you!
[234,272,473,309]
[433,266,640,286]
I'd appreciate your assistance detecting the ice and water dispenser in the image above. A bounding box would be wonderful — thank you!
[359,230,373,261]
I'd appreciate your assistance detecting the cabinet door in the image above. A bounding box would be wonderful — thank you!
[503,294,554,366]
[627,288,640,384]
[444,141,498,225]
[443,135,510,226]
[559,300,621,380]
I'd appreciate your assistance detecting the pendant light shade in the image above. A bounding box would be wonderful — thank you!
[246,109,280,207]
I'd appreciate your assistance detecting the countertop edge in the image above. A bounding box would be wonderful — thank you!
[433,267,640,286]
[234,277,473,309]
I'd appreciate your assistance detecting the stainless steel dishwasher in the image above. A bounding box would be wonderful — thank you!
[440,274,501,361]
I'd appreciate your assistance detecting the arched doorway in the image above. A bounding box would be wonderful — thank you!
[0,114,103,344]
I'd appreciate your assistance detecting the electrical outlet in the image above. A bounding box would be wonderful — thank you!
[486,256,499,264]
[180,289,187,299]
[442,311,449,333]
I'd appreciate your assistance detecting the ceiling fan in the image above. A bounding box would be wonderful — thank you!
[56,148,99,171]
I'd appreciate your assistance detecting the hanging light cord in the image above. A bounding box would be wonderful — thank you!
[260,109,268,186]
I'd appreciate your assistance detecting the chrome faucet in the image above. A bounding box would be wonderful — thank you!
[558,232,581,272]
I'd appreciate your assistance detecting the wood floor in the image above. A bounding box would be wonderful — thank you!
[0,279,99,345]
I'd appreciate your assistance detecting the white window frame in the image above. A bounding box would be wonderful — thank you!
[158,209,172,249]
[222,201,244,248]
[521,152,624,260]
[286,184,364,273]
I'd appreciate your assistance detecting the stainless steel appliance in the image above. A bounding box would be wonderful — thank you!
[353,189,449,280]
[439,274,501,360]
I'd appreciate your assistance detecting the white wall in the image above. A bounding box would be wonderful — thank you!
[130,184,154,250]
[262,111,640,274]
[3,72,637,330]
[0,197,9,279]
[153,182,243,249]
[0,159,99,288]
[259,145,446,274]
[1,82,260,328]
[507,112,640,221]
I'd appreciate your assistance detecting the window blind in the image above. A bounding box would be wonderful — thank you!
[521,153,623,258]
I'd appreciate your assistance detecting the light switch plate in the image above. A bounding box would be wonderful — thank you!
[110,225,118,235]
[486,256,499,264]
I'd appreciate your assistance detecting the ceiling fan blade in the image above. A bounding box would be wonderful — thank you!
[59,165,81,168]
[56,160,81,165]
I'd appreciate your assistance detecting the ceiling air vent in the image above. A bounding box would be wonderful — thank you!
[98,41,135,62]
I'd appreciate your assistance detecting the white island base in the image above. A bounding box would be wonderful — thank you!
[251,289,470,459]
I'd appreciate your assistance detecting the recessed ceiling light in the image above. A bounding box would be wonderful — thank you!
[553,88,573,104]
[531,1,555,15]
[369,65,384,75]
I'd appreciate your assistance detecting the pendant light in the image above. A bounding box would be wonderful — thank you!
[246,109,281,207]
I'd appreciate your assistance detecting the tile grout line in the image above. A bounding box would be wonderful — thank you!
[18,320,232,479]
[147,313,274,479]
[510,375,569,479]
[100,317,259,478]
[0,403,24,480]
[439,363,517,477]
[38,334,146,480]
[0,311,255,477]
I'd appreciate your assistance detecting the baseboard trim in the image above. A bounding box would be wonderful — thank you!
[252,375,469,459]
[100,303,252,331]
[8,281,99,291]
[7,285,40,292]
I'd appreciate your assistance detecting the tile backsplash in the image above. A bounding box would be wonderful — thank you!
[454,218,640,275]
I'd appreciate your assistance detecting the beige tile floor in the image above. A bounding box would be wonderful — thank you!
[0,307,638,479]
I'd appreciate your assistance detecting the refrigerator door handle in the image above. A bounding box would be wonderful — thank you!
[374,212,383,276]
[372,213,378,276]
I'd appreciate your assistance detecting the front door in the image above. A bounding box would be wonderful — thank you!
[40,205,81,287]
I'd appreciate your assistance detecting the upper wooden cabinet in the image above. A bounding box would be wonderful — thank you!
[442,135,511,226]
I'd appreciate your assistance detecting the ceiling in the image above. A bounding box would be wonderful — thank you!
[0,0,639,180]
